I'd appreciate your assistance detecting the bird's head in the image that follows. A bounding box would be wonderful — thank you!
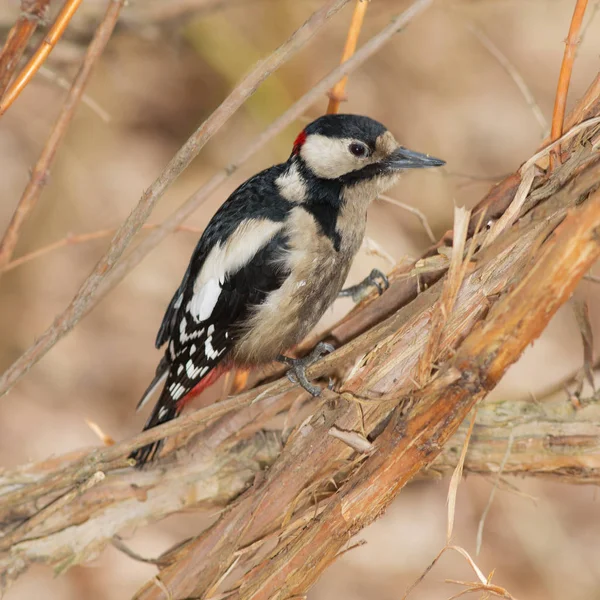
[291,114,444,183]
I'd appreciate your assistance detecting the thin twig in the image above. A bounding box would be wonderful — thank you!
[0,0,126,272]
[0,224,203,275]
[38,64,111,122]
[0,0,51,98]
[584,274,600,284]
[524,115,600,170]
[0,0,352,398]
[0,0,434,400]
[475,431,514,555]
[0,0,84,115]
[484,115,600,246]
[465,22,548,136]
[447,410,477,543]
[378,194,436,243]
[550,0,589,169]
[326,0,368,114]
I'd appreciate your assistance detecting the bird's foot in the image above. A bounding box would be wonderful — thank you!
[278,342,334,397]
[338,269,390,303]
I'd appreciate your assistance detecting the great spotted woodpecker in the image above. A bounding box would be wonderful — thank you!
[131,114,444,465]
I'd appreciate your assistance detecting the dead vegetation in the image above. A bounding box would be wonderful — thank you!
[0,1,599,599]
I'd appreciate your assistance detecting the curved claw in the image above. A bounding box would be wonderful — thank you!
[339,269,389,303]
[278,342,335,397]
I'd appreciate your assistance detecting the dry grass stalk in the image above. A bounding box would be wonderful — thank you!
[446,410,477,543]
[0,224,204,275]
[573,299,596,389]
[378,194,436,243]
[550,0,589,168]
[0,0,84,115]
[465,22,548,136]
[0,0,51,98]
[475,431,515,555]
[326,0,369,114]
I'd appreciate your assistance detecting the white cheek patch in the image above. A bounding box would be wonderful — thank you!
[301,134,362,179]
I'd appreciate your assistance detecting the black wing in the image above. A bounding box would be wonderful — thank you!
[155,164,290,349]
[131,231,291,465]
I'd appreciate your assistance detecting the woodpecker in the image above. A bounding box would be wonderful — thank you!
[131,114,444,465]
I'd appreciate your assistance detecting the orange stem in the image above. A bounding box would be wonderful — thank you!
[326,0,369,114]
[0,0,83,115]
[0,0,51,99]
[549,0,589,169]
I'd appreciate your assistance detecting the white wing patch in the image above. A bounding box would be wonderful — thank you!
[188,219,284,323]
[188,278,221,323]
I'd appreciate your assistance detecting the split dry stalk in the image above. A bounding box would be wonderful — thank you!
[0,0,84,115]
[0,0,51,98]
[0,0,125,271]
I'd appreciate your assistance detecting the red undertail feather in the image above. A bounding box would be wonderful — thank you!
[179,363,230,408]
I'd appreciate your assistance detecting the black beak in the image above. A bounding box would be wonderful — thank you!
[386,146,445,170]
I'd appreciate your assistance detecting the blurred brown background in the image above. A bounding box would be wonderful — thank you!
[1,0,600,598]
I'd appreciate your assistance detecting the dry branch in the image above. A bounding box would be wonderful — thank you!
[326,0,368,114]
[0,0,84,116]
[0,0,50,98]
[1,383,598,587]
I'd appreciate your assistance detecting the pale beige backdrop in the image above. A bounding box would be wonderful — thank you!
[1,0,599,598]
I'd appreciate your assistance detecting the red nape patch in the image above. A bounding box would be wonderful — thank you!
[178,363,230,408]
[292,130,307,155]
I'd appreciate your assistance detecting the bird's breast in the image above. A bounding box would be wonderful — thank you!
[232,206,363,364]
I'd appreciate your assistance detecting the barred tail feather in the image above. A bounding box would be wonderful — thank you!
[136,356,169,412]
[129,364,227,467]
[129,391,180,466]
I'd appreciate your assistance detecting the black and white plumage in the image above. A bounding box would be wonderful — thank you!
[131,114,444,465]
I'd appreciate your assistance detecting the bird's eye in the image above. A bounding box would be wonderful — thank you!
[349,142,368,158]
